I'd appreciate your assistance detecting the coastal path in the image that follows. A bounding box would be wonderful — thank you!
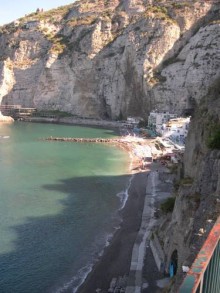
[125,170,158,293]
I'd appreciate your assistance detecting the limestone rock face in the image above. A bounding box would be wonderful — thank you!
[0,0,219,119]
[153,24,220,113]
[158,79,220,291]
[0,58,15,119]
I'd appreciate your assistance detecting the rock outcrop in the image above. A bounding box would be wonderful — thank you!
[0,0,219,119]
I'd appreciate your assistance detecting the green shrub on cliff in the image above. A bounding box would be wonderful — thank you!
[180,177,193,185]
[142,5,176,25]
[161,197,175,213]
[207,127,220,149]
[67,15,97,27]
[172,2,192,9]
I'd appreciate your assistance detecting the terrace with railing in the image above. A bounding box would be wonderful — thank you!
[0,105,36,118]
[179,216,220,293]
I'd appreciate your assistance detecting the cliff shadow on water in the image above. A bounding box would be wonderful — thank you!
[0,172,147,293]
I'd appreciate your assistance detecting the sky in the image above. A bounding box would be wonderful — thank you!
[0,0,76,26]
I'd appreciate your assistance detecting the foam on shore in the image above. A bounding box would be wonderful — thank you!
[55,224,122,293]
[55,159,135,293]
[117,174,134,210]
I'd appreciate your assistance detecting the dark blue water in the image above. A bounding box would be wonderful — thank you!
[0,122,131,293]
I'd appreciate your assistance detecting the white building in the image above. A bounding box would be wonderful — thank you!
[148,111,177,134]
[162,117,190,144]
[127,116,142,125]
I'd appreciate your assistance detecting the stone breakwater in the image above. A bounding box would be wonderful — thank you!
[44,136,132,154]
[45,137,122,143]
[44,136,151,173]
[44,136,152,157]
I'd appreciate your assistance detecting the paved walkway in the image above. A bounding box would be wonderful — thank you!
[126,161,173,293]
[126,170,159,293]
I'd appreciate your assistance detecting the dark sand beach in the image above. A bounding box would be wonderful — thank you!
[77,171,149,293]
[77,161,170,293]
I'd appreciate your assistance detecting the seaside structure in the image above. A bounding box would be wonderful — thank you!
[148,111,177,134]
[161,117,190,144]
[0,104,36,119]
[123,117,143,129]
[127,116,142,125]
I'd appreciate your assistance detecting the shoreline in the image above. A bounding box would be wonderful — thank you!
[2,118,171,292]
[16,117,162,292]
[74,140,154,292]
[76,162,168,293]
[77,171,150,293]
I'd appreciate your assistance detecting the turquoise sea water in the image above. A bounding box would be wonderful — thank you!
[0,122,131,293]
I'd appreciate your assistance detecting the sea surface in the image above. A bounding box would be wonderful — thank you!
[0,122,131,293]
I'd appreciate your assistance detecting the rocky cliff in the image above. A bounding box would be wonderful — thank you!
[156,77,220,291]
[0,0,220,119]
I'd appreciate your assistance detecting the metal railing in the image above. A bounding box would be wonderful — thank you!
[179,217,220,293]
[0,104,21,109]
